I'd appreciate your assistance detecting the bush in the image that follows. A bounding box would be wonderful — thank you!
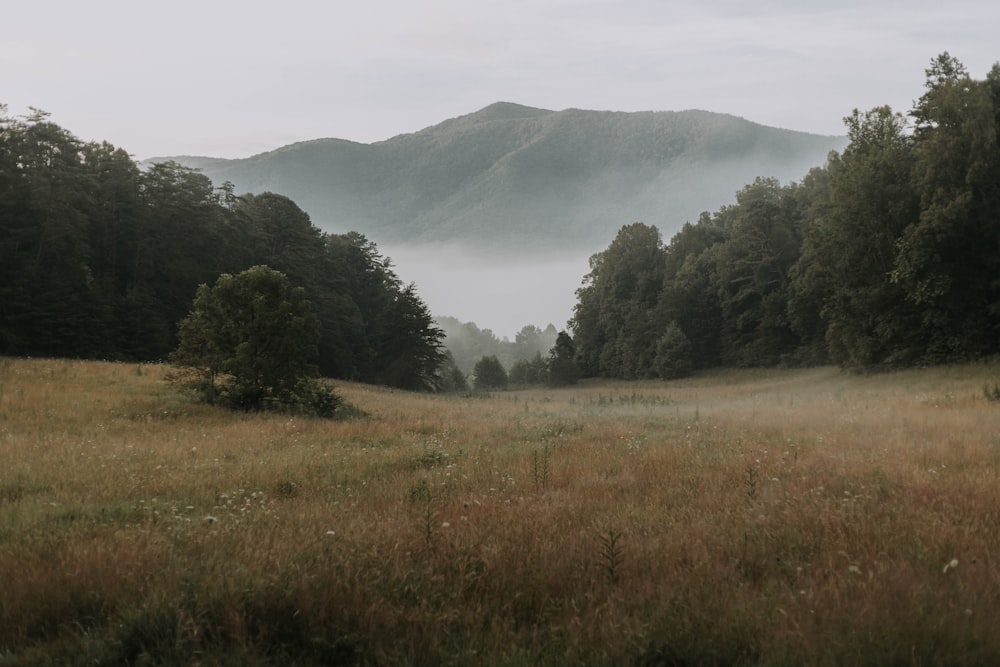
[169,266,340,416]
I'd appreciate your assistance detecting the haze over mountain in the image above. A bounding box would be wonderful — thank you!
[155,102,844,253]
[154,102,845,336]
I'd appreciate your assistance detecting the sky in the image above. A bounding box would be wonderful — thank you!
[4,0,999,337]
[5,0,998,161]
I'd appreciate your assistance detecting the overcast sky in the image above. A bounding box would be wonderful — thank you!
[4,1,998,160]
[5,1,998,336]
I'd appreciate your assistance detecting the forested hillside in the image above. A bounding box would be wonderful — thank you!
[156,103,844,253]
[0,108,446,390]
[4,54,995,383]
[572,54,1000,377]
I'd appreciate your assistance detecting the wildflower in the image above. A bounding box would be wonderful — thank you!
[943,558,959,574]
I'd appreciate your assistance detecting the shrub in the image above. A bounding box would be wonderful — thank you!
[169,265,339,416]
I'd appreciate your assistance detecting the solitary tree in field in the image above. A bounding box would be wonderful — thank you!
[170,265,339,416]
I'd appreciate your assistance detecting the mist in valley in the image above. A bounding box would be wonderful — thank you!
[383,242,593,339]
[146,103,848,368]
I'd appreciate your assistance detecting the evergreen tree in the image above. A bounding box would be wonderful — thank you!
[548,331,580,386]
[473,355,508,391]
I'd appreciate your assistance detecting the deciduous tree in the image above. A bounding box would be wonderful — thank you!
[170,265,338,416]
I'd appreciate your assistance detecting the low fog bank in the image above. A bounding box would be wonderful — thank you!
[383,243,595,339]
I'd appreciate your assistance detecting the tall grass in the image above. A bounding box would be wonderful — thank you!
[2,358,999,664]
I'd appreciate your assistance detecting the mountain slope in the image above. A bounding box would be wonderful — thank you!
[155,102,845,253]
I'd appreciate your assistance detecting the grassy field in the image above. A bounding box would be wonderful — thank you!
[2,357,1000,665]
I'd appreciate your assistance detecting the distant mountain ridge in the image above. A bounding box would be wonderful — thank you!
[153,102,845,253]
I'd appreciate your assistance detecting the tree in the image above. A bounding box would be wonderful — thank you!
[652,321,693,379]
[473,355,508,391]
[891,54,1000,360]
[793,106,922,367]
[375,283,447,391]
[572,223,666,378]
[655,214,727,370]
[509,352,550,386]
[435,351,469,392]
[713,177,805,366]
[170,265,338,416]
[547,331,580,386]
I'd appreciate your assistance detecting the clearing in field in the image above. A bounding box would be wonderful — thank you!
[2,357,999,665]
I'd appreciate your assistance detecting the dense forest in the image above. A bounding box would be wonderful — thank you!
[572,54,1000,377]
[4,54,997,386]
[0,106,447,391]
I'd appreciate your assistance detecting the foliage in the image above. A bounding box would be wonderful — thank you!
[893,54,1000,360]
[792,106,922,368]
[714,177,804,366]
[652,321,693,379]
[170,266,339,416]
[0,109,447,391]
[572,222,666,379]
[434,351,470,392]
[472,354,508,391]
[509,352,550,387]
[572,53,1000,376]
[375,283,447,391]
[436,317,559,376]
[548,330,581,386]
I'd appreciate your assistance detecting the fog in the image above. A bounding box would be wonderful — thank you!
[383,243,595,339]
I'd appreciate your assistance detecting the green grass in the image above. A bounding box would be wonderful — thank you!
[2,358,999,664]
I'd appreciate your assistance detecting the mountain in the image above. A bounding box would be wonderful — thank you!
[152,102,845,254]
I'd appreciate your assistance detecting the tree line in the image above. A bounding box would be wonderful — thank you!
[434,317,559,375]
[572,54,1000,377]
[0,107,446,391]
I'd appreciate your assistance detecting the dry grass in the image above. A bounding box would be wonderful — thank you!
[2,357,1000,665]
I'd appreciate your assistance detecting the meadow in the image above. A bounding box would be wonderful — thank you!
[2,356,1000,665]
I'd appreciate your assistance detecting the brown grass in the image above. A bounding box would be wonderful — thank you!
[2,357,1000,665]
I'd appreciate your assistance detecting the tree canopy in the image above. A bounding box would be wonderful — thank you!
[0,108,446,391]
[571,54,1000,377]
[473,355,509,391]
[170,266,338,415]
